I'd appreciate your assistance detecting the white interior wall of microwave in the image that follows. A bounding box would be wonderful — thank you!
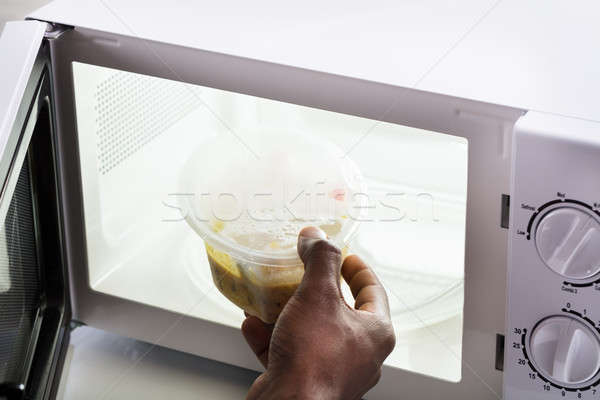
[72,62,467,382]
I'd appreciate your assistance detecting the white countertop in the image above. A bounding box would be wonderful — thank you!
[57,326,258,400]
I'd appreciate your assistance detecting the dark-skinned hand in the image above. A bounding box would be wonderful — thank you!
[242,226,396,400]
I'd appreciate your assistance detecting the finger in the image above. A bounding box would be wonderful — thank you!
[296,226,342,299]
[246,373,269,400]
[241,316,273,368]
[341,254,391,318]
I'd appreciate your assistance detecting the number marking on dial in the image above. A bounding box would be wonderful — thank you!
[526,199,564,240]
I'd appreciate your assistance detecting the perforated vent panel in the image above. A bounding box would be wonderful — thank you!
[0,160,40,384]
[95,72,202,175]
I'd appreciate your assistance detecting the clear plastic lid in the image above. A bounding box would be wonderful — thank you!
[179,127,367,266]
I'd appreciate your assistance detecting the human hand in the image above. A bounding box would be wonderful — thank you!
[242,226,396,400]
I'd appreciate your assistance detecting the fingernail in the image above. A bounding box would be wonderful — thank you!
[297,226,327,257]
[298,226,327,240]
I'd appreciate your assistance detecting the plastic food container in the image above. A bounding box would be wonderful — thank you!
[179,128,366,323]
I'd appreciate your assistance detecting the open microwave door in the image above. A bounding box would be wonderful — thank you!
[0,21,70,400]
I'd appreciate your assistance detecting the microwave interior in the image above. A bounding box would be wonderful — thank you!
[11,24,525,398]
[71,61,470,382]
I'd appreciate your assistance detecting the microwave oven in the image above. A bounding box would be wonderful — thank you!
[1,1,599,399]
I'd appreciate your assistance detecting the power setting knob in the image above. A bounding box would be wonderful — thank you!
[530,316,600,386]
[535,207,600,280]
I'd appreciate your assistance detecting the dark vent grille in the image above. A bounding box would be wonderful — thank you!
[0,160,40,384]
[95,71,201,175]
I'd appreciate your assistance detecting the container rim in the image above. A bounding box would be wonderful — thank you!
[184,212,362,267]
[177,132,368,267]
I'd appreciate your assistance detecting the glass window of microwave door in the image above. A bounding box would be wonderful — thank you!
[72,62,468,383]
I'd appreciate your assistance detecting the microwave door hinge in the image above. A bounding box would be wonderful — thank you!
[43,23,72,39]
[23,20,72,40]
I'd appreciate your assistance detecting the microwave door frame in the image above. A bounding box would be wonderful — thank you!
[0,21,70,399]
[49,27,524,399]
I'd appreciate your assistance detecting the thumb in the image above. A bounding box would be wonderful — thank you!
[296,226,342,300]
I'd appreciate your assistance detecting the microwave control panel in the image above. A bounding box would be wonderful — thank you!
[504,111,600,400]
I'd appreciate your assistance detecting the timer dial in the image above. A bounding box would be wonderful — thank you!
[530,316,600,386]
[535,207,600,280]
